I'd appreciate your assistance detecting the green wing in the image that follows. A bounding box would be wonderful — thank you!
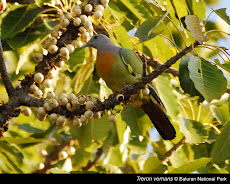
[119,48,143,76]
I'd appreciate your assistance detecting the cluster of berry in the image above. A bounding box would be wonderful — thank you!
[21,0,115,129]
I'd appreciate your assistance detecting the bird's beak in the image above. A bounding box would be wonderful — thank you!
[82,43,89,48]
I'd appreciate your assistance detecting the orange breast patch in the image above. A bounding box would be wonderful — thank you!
[96,52,116,77]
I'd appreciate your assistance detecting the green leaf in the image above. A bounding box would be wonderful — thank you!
[120,0,151,22]
[0,141,23,166]
[213,8,230,25]
[178,97,213,124]
[179,55,204,100]
[1,4,40,40]
[178,116,208,144]
[113,25,133,49]
[50,167,70,174]
[154,74,179,117]
[115,113,127,144]
[169,157,211,173]
[210,104,230,125]
[171,0,188,18]
[70,115,112,150]
[0,137,45,144]
[211,121,230,164]
[188,56,227,102]
[96,164,122,173]
[135,16,164,42]
[121,105,152,135]
[67,47,85,72]
[143,156,167,173]
[186,0,206,19]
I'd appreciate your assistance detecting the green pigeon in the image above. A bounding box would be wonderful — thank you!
[83,34,176,140]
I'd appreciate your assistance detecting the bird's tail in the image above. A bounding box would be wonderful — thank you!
[141,86,176,140]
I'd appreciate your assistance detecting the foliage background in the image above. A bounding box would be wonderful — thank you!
[0,0,230,173]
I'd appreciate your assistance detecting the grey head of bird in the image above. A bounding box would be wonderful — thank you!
[83,34,115,49]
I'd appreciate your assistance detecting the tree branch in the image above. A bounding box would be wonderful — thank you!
[160,136,186,164]
[0,37,15,98]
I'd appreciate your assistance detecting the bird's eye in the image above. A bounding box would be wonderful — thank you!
[94,35,98,39]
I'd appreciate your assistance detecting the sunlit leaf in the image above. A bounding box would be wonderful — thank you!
[188,56,227,102]
[179,55,204,101]
[1,4,40,40]
[154,74,179,117]
[169,157,211,173]
[211,121,230,164]
[178,116,208,144]
[213,8,230,25]
[185,15,208,42]
[121,105,152,135]
[143,156,167,173]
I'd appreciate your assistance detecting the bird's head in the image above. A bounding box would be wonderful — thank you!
[83,34,113,49]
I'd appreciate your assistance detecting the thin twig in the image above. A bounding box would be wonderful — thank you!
[0,37,15,98]
[82,147,103,171]
[160,136,186,164]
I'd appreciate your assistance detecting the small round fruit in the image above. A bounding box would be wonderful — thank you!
[80,115,87,125]
[42,40,50,50]
[65,12,72,20]
[67,93,77,101]
[49,113,58,121]
[135,74,142,80]
[84,110,94,119]
[58,94,68,106]
[71,40,83,48]
[60,47,69,57]
[51,30,59,38]
[108,114,117,123]
[46,91,55,99]
[73,6,81,15]
[60,18,70,27]
[30,83,38,92]
[85,101,94,110]
[48,99,58,108]
[82,32,90,41]
[79,26,86,33]
[48,37,57,45]
[83,19,92,29]
[116,94,124,102]
[34,53,43,62]
[80,15,88,23]
[37,113,46,121]
[58,151,68,160]
[66,147,76,155]
[38,107,46,116]
[43,102,52,111]
[101,0,109,6]
[48,45,58,54]
[34,72,44,83]
[142,88,150,96]
[73,17,81,26]
[93,112,101,119]
[56,115,66,127]
[94,10,103,19]
[85,4,93,12]
[95,5,104,12]
[78,95,86,104]
[34,89,43,98]
[55,61,65,68]
[36,163,45,170]
[72,118,82,127]
[22,107,32,116]
[66,103,74,111]
[43,79,52,88]
[66,44,75,54]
